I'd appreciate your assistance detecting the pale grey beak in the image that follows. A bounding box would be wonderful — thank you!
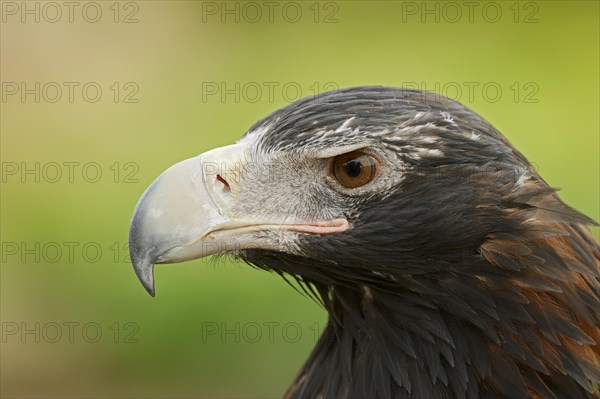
[129,144,245,296]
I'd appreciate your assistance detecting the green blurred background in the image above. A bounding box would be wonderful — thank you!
[1,1,598,397]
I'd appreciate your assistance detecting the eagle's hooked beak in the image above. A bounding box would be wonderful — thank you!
[129,143,348,296]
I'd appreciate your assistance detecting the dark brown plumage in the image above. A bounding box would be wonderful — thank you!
[130,86,600,398]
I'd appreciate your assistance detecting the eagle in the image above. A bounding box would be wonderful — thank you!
[129,86,600,398]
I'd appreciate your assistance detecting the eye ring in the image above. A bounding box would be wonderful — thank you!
[330,150,379,189]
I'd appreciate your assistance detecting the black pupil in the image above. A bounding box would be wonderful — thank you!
[344,159,362,178]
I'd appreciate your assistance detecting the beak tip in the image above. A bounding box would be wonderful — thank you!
[134,263,156,297]
[130,242,158,297]
[145,285,156,297]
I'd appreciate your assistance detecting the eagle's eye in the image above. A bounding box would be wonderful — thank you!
[331,151,378,188]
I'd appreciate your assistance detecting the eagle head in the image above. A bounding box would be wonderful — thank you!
[129,86,600,398]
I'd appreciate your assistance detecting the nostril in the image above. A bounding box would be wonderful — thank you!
[216,174,230,192]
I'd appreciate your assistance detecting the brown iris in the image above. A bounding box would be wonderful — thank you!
[331,151,378,188]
